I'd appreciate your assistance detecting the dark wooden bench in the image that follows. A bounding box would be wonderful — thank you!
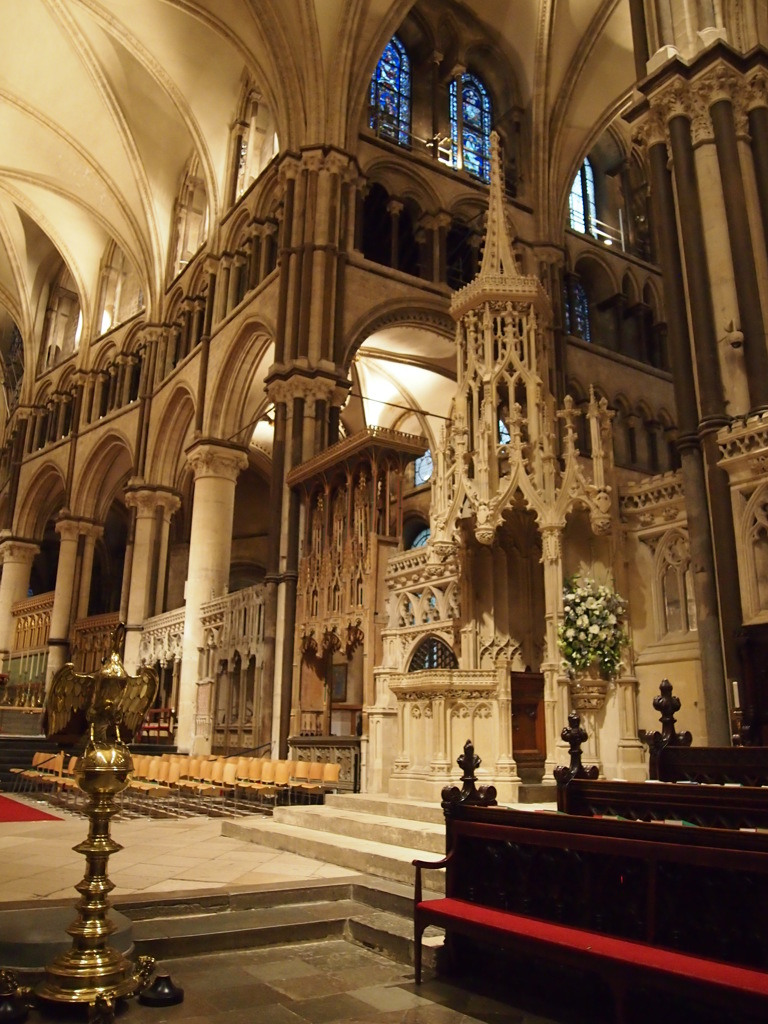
[413,740,768,1023]
[557,709,768,829]
[557,774,768,829]
[642,678,768,785]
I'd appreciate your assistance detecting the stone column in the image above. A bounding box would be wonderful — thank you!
[47,517,82,684]
[154,493,180,617]
[387,199,403,270]
[540,525,567,780]
[707,70,768,411]
[75,524,103,620]
[0,538,39,671]
[123,487,180,671]
[632,87,734,744]
[747,71,768,256]
[176,441,248,753]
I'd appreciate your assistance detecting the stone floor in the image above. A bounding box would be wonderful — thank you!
[0,800,353,902]
[27,940,565,1024]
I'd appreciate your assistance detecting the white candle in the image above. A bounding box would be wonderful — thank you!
[732,679,740,708]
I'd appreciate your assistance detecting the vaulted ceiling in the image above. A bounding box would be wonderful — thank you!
[0,0,636,346]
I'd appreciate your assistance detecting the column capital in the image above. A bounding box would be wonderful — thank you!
[0,536,39,564]
[278,154,302,185]
[267,374,339,406]
[633,107,668,150]
[747,69,768,113]
[185,439,248,482]
[54,515,84,542]
[125,485,182,518]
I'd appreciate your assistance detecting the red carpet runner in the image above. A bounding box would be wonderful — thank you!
[0,793,61,822]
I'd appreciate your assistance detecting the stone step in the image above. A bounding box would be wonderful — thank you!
[8,879,442,983]
[222,817,446,892]
[131,896,367,960]
[324,792,446,825]
[272,803,445,855]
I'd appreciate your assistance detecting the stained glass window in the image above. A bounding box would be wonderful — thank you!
[414,450,433,485]
[410,526,430,549]
[369,36,411,147]
[450,73,491,183]
[569,158,597,236]
[409,636,458,671]
[572,281,591,342]
[498,419,511,444]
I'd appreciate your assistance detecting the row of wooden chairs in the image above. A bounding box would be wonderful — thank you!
[10,750,65,794]
[8,749,342,818]
[125,752,342,817]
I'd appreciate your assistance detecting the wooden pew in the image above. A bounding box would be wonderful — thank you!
[557,710,768,829]
[642,678,768,785]
[557,775,768,830]
[413,740,768,1024]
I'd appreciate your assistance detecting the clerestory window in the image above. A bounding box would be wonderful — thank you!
[369,36,411,146]
[449,73,492,183]
[569,158,597,236]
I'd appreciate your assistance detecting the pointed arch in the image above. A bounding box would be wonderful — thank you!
[206,323,274,444]
[15,461,67,539]
[72,431,134,520]
[145,384,196,488]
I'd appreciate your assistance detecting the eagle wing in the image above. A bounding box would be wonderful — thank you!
[43,664,94,746]
[117,664,159,742]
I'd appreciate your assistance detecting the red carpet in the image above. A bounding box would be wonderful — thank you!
[0,793,61,822]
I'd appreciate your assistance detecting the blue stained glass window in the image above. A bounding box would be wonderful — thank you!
[572,281,591,342]
[370,36,411,147]
[410,526,430,549]
[450,74,491,183]
[569,158,597,236]
[498,419,511,444]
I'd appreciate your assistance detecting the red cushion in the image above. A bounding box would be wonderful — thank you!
[417,898,768,996]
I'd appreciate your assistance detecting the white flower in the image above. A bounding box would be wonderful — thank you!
[558,576,628,680]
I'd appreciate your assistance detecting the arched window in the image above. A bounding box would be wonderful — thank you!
[414,451,433,485]
[657,531,697,637]
[408,636,458,671]
[369,36,411,146]
[450,73,492,183]
[230,87,278,204]
[569,158,597,236]
[565,279,591,343]
[409,526,430,549]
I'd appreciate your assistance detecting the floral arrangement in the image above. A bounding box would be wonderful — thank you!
[558,576,627,679]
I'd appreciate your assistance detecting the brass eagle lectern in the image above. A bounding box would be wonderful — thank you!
[37,623,157,1010]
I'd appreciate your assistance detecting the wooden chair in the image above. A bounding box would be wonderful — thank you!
[36,751,64,796]
[300,760,327,802]
[54,755,81,805]
[18,751,48,792]
[320,761,341,796]
[288,760,311,802]
[242,760,276,810]
[236,758,267,802]
[140,760,182,817]
[216,760,240,813]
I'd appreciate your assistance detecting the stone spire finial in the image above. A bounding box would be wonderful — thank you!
[449,132,548,320]
[478,131,518,281]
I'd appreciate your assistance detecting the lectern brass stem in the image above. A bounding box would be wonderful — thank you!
[38,624,158,1009]
[36,741,153,1006]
